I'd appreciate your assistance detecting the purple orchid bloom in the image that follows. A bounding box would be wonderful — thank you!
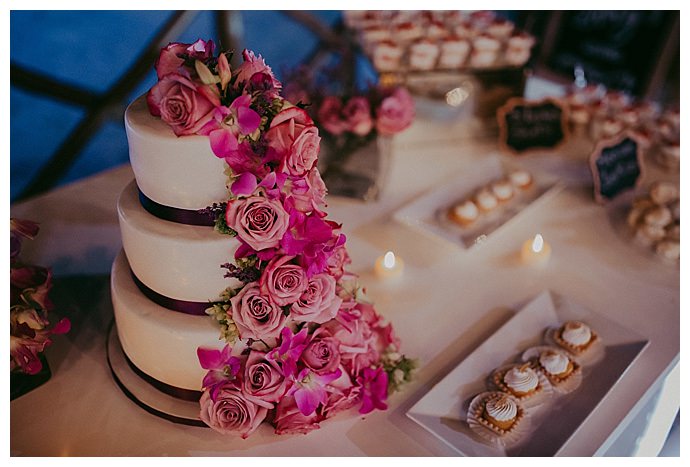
[209,95,261,158]
[267,327,309,378]
[288,367,342,416]
[197,345,242,400]
[356,367,388,415]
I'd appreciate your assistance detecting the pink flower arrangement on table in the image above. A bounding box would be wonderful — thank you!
[147,39,415,438]
[10,219,70,375]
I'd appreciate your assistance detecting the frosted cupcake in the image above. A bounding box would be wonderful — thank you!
[393,22,424,43]
[470,35,501,67]
[438,36,471,69]
[467,391,530,448]
[409,39,440,71]
[489,362,553,409]
[650,182,679,205]
[372,41,404,72]
[448,199,479,227]
[486,18,515,40]
[426,20,449,40]
[522,346,582,394]
[490,180,515,202]
[474,188,499,213]
[508,169,534,190]
[547,321,604,366]
[505,33,535,66]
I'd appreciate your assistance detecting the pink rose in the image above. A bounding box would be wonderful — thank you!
[326,243,351,280]
[273,396,320,435]
[225,195,290,252]
[284,169,327,214]
[281,126,321,176]
[146,73,218,136]
[376,87,415,136]
[301,328,341,374]
[324,302,380,376]
[291,273,342,324]
[199,384,267,438]
[154,39,215,78]
[230,282,286,340]
[343,97,374,136]
[260,255,307,306]
[266,107,321,176]
[317,97,347,136]
[242,351,289,408]
[319,366,361,419]
[235,49,282,90]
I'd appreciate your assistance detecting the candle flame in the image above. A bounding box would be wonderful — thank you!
[383,251,396,269]
[531,234,544,253]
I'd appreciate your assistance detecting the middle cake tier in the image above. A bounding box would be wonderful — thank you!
[118,179,240,303]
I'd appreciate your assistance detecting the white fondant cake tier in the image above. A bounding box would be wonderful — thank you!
[111,250,224,391]
[125,95,230,210]
[118,180,240,302]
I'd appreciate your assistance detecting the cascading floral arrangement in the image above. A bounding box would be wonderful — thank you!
[146,39,414,437]
[10,219,70,376]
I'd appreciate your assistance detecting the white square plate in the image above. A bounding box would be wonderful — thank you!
[406,290,648,456]
[393,156,564,250]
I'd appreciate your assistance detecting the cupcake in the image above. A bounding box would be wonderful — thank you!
[522,346,582,394]
[603,91,631,112]
[634,223,666,246]
[467,391,530,448]
[486,17,515,40]
[643,205,673,228]
[489,363,553,409]
[505,33,535,66]
[569,104,591,127]
[454,21,479,39]
[618,105,640,128]
[426,20,449,40]
[409,39,440,71]
[470,34,501,67]
[656,239,680,262]
[372,40,404,72]
[393,21,424,43]
[475,188,499,212]
[491,180,515,202]
[448,199,480,226]
[508,169,534,190]
[438,36,471,69]
[601,117,624,139]
[548,321,604,366]
[649,182,679,205]
[361,25,390,50]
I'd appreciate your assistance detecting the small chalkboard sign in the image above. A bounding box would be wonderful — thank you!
[497,98,569,155]
[590,132,644,203]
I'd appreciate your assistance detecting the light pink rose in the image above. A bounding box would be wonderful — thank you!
[266,107,321,176]
[326,243,351,280]
[291,273,342,324]
[281,126,321,176]
[225,195,290,252]
[301,328,341,374]
[235,49,282,90]
[317,96,347,136]
[154,39,215,78]
[376,87,415,136]
[230,282,286,340]
[324,301,382,376]
[260,255,307,306]
[284,169,327,214]
[146,73,218,136]
[273,395,321,435]
[319,366,361,419]
[242,351,289,408]
[199,384,267,438]
[343,97,374,136]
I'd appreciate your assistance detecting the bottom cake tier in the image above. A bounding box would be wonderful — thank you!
[111,250,224,391]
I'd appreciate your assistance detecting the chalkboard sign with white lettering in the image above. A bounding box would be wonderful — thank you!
[590,133,644,203]
[497,98,569,155]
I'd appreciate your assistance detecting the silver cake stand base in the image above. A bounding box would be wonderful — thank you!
[106,321,207,427]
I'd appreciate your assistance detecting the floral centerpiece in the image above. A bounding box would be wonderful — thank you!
[146,39,414,437]
[10,219,70,397]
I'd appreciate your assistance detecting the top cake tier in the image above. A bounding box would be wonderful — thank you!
[125,95,230,210]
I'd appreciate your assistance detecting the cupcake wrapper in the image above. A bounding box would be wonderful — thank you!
[467,391,531,449]
[487,363,554,412]
[544,327,606,367]
[521,345,583,395]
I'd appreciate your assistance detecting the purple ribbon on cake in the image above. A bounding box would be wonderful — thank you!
[131,271,212,316]
[138,187,215,227]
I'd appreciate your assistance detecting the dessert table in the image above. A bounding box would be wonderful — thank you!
[10,81,679,456]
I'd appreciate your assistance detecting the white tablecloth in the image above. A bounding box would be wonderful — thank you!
[10,94,679,456]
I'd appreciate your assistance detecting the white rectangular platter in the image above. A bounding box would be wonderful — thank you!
[406,290,649,456]
[393,156,564,250]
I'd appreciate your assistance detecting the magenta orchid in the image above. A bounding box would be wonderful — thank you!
[197,345,242,399]
[267,326,309,378]
[209,94,261,158]
[356,367,389,415]
[288,367,342,416]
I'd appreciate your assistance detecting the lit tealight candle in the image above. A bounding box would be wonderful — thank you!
[374,251,405,280]
[521,234,552,266]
